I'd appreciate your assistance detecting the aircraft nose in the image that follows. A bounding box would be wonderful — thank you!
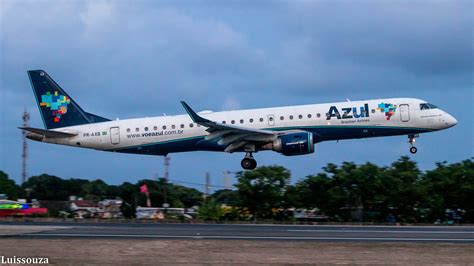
[445,113,457,128]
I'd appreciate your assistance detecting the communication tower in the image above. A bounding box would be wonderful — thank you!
[21,110,30,184]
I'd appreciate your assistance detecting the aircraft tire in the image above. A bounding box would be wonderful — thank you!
[241,158,257,170]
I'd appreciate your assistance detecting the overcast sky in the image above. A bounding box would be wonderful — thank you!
[1,0,472,190]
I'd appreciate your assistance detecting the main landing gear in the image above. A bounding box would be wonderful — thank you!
[408,134,418,154]
[241,152,257,170]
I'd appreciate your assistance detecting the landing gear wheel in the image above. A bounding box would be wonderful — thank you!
[408,134,418,154]
[250,159,257,169]
[241,158,257,170]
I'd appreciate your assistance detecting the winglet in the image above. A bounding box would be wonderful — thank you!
[180,101,211,124]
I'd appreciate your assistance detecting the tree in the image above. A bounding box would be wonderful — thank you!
[62,178,89,197]
[135,178,202,208]
[235,166,290,219]
[118,182,137,218]
[211,189,239,205]
[0,171,21,200]
[22,174,69,200]
[383,156,423,222]
[82,179,109,200]
[421,159,474,222]
[198,199,223,221]
[288,173,331,210]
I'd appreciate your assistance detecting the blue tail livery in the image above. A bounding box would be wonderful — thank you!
[27,70,110,129]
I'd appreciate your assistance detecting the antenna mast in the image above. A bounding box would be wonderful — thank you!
[21,110,30,184]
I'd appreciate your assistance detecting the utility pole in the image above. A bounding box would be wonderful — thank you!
[223,171,231,190]
[163,156,170,207]
[205,172,211,200]
[21,110,30,184]
[164,156,170,181]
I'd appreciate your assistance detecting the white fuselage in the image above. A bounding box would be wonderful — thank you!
[31,98,457,156]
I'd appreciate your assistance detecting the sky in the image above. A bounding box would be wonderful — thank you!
[0,0,473,191]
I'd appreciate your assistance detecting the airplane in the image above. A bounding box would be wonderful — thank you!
[22,70,457,170]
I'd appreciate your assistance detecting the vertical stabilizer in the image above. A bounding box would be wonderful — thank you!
[27,70,110,129]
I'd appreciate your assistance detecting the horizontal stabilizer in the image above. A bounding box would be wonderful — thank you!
[19,127,77,138]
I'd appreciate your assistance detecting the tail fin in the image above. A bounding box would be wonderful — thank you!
[27,70,110,129]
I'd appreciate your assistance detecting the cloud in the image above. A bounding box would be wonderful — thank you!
[221,97,241,111]
[0,0,472,185]
[1,1,268,117]
[271,0,473,95]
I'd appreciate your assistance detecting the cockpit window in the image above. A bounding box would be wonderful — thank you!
[420,103,438,110]
[420,103,429,110]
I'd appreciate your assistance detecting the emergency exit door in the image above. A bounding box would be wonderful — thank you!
[400,104,410,122]
[110,127,120,145]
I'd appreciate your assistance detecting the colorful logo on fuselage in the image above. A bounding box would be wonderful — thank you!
[40,91,71,123]
[377,102,397,120]
[326,103,370,120]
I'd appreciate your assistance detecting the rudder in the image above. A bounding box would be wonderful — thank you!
[28,70,110,129]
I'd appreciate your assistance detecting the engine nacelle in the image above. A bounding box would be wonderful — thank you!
[262,132,315,156]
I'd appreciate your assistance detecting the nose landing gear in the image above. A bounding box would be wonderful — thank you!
[241,152,257,170]
[408,134,418,154]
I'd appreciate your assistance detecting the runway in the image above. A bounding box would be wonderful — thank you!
[1,222,473,243]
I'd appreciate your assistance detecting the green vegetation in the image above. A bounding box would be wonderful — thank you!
[198,199,223,221]
[0,157,472,223]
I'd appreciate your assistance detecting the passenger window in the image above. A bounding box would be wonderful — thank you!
[144,127,149,131]
[189,123,194,128]
[317,113,321,118]
[259,118,264,122]
[289,115,294,120]
[222,121,226,124]
[307,114,312,118]
[127,128,131,133]
[371,109,376,113]
[269,116,274,121]
[154,126,158,130]
[163,125,167,130]
[135,128,139,132]
[231,120,235,124]
[298,115,303,119]
[249,118,254,123]
[280,116,284,120]
[180,124,184,128]
[240,119,244,124]
[172,125,175,129]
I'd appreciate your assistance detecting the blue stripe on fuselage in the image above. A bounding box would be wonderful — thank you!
[110,125,432,156]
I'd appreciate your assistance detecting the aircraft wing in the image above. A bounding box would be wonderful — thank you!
[19,127,78,138]
[181,101,278,152]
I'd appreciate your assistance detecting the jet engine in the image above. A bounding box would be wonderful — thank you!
[262,131,314,156]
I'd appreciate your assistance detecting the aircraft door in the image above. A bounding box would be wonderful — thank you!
[267,114,275,126]
[110,127,120,144]
[400,104,410,122]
